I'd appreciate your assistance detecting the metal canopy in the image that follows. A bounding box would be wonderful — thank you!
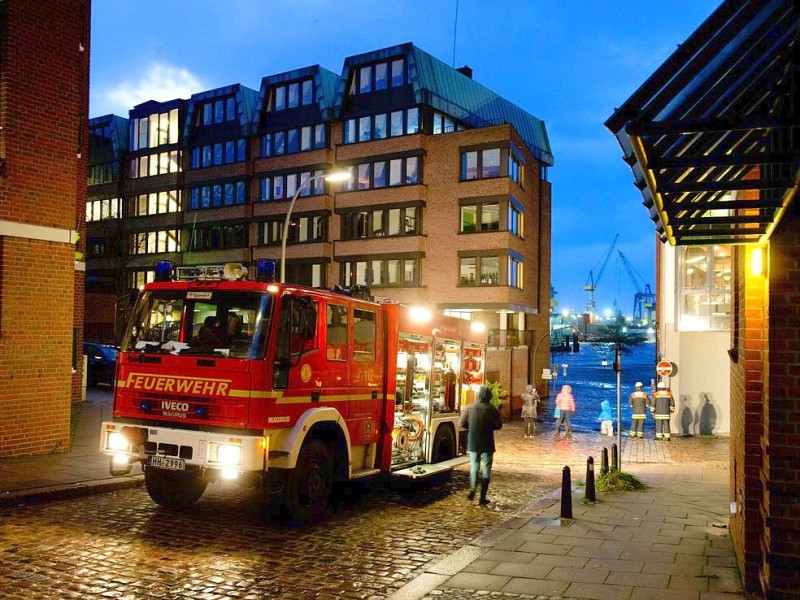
[605,0,800,246]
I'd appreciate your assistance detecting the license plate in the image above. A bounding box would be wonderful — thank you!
[148,456,185,471]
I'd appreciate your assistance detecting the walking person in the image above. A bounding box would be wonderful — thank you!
[554,384,576,437]
[652,381,675,440]
[459,385,503,506]
[628,381,650,439]
[520,384,539,438]
[597,399,614,436]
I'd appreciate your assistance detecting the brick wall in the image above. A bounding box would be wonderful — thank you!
[762,213,800,597]
[729,243,769,592]
[0,0,89,456]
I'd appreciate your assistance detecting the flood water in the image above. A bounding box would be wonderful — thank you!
[541,341,659,434]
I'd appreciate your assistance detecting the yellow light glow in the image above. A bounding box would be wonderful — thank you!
[751,247,764,277]
[409,306,432,323]
[324,170,352,183]
[470,322,487,334]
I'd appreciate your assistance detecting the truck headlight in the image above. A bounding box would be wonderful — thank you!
[107,431,130,452]
[211,443,242,466]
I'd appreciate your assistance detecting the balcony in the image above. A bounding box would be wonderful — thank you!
[487,329,533,349]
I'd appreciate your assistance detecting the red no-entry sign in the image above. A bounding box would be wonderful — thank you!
[656,360,674,377]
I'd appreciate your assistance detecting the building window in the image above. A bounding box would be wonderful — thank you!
[348,58,406,96]
[129,269,156,290]
[461,145,523,181]
[129,229,181,255]
[261,125,325,157]
[432,111,457,135]
[131,109,179,151]
[677,245,731,331]
[129,150,181,179]
[508,148,524,186]
[86,197,121,222]
[341,206,420,240]
[88,162,122,185]
[285,262,324,288]
[342,157,419,191]
[190,138,246,168]
[508,254,523,289]
[129,190,182,217]
[508,201,524,237]
[87,237,108,259]
[460,256,499,286]
[460,202,500,233]
[259,169,324,202]
[340,257,419,287]
[260,215,326,246]
[343,108,420,144]
[188,182,246,210]
[269,78,315,111]
[197,96,237,126]
[189,223,247,251]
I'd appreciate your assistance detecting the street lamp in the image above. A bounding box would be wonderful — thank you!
[280,169,351,283]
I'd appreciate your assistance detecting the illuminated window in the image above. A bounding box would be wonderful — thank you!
[340,258,419,287]
[131,109,178,151]
[677,245,731,331]
[460,145,524,182]
[459,256,499,286]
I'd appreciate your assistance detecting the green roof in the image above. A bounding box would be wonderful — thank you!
[409,45,552,165]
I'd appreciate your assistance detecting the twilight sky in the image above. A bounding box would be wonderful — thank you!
[89,0,720,315]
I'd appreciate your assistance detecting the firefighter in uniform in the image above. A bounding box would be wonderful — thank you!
[628,381,650,439]
[652,381,675,441]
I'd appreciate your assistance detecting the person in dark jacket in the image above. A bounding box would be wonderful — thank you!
[459,385,503,505]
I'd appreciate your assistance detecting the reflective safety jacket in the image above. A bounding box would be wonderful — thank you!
[652,390,675,419]
[629,390,650,419]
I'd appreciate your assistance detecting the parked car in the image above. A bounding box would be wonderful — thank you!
[83,342,118,387]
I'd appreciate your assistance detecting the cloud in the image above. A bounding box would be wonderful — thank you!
[92,62,204,117]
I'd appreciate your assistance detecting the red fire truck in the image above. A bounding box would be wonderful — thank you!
[100,261,487,521]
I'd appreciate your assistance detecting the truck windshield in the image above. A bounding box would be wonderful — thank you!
[122,290,272,359]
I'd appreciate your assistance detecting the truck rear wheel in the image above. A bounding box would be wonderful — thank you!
[285,439,331,523]
[144,467,207,509]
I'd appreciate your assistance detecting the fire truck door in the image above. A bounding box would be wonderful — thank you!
[348,308,382,447]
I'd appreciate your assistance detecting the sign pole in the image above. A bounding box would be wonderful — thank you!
[614,342,622,472]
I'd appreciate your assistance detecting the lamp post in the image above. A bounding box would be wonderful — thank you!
[280,169,351,283]
[531,330,552,382]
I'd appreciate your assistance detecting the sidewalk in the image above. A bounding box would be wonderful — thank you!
[390,426,747,600]
[0,394,747,599]
[0,388,142,506]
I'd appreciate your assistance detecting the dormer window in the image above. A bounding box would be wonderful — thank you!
[270,78,314,112]
[198,97,236,126]
[349,58,406,96]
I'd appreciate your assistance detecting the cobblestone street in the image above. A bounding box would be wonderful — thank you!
[0,419,729,599]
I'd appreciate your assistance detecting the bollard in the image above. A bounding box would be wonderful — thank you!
[601,447,609,475]
[611,443,618,471]
[585,456,596,502]
[560,465,573,519]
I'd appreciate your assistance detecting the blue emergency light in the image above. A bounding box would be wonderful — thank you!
[255,259,277,282]
[154,260,176,282]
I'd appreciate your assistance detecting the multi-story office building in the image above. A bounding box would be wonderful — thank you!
[87,43,553,401]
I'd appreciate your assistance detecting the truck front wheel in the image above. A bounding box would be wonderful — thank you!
[285,439,332,523]
[144,467,207,509]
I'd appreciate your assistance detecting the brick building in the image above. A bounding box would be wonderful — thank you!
[606,1,799,597]
[0,1,89,457]
[87,43,554,402]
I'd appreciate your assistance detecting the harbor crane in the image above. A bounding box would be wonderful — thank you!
[617,249,656,325]
[584,234,619,317]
